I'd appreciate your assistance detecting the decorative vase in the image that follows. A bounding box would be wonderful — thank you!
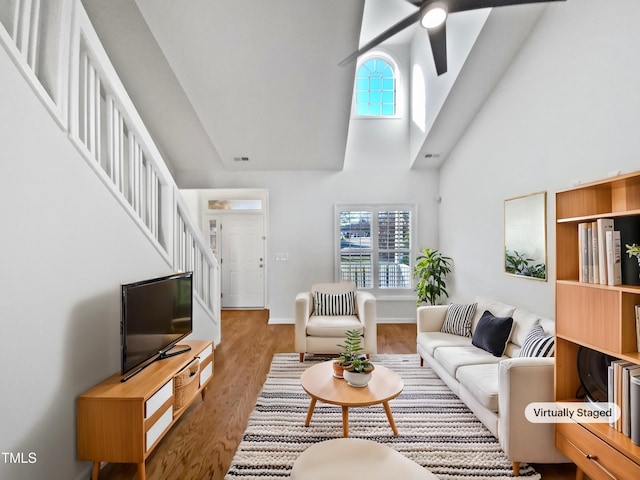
[332,360,344,379]
[343,370,372,387]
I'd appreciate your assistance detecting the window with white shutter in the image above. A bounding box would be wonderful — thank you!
[336,205,415,294]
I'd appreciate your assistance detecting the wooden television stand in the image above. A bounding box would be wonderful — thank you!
[77,340,214,480]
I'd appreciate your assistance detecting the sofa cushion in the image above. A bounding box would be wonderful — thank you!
[472,311,514,357]
[417,331,473,356]
[306,315,363,337]
[471,297,515,333]
[441,303,476,337]
[519,324,555,358]
[313,290,355,316]
[510,309,542,347]
[433,345,503,379]
[539,316,555,336]
[456,364,499,413]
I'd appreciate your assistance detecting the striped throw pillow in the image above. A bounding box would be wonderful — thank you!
[314,290,355,316]
[519,324,555,357]
[441,303,476,337]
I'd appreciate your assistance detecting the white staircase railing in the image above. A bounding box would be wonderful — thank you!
[0,0,220,330]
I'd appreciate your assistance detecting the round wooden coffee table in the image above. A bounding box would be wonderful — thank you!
[300,361,404,437]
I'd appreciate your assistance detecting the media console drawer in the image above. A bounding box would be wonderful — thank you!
[200,344,213,362]
[145,380,173,419]
[556,423,640,480]
[200,361,213,386]
[146,406,173,452]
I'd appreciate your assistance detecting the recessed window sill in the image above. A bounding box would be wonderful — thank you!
[375,295,416,302]
[352,115,402,120]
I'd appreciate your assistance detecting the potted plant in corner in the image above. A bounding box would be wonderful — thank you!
[335,329,374,386]
[413,248,452,305]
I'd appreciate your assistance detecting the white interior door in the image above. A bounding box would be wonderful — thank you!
[220,214,265,308]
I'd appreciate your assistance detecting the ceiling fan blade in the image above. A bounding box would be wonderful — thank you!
[427,22,448,75]
[339,10,421,66]
[447,0,565,14]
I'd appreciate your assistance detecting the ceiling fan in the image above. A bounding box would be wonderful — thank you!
[339,0,566,75]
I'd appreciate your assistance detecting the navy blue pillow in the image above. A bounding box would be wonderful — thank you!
[472,310,514,357]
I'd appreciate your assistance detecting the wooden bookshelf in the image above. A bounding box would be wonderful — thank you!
[555,171,640,479]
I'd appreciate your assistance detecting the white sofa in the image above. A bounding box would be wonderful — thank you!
[416,297,567,475]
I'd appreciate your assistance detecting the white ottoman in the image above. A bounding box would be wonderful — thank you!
[290,438,438,480]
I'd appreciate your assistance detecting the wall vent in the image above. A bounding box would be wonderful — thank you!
[233,156,250,162]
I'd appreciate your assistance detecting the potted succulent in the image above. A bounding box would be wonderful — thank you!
[343,356,375,387]
[413,248,452,305]
[336,329,374,386]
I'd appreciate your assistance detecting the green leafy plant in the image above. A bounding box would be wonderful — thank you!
[626,243,640,266]
[336,329,373,373]
[413,248,452,305]
[336,328,364,366]
[505,249,546,279]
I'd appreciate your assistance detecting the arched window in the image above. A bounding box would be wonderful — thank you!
[355,57,396,116]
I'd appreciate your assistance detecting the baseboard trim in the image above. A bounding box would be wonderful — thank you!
[378,318,416,324]
[268,317,294,325]
[267,317,416,325]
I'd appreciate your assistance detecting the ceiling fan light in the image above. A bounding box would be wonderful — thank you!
[421,5,447,29]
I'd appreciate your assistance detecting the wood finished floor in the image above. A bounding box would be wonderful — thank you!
[97,310,578,480]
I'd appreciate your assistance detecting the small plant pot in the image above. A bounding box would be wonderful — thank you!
[343,370,372,388]
[332,360,345,379]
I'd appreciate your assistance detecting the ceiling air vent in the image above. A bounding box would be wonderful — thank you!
[424,153,441,159]
[233,156,250,162]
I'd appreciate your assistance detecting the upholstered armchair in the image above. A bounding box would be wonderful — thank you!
[295,281,377,362]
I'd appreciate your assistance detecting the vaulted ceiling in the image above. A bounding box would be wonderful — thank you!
[81,0,549,181]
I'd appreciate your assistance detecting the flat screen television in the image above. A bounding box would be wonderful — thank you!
[121,272,193,380]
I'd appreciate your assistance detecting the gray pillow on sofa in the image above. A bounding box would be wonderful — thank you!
[472,310,514,357]
[441,303,477,337]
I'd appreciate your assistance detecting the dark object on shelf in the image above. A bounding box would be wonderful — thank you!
[577,346,615,403]
[615,217,640,286]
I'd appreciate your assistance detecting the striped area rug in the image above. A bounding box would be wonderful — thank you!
[224,353,540,480]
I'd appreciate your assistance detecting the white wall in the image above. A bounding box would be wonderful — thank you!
[439,0,640,318]
[409,9,490,162]
[178,43,441,323]
[0,41,210,480]
[183,169,439,323]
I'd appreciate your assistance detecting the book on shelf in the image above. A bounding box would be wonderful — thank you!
[636,305,640,352]
[579,223,590,283]
[597,218,615,285]
[611,359,634,433]
[623,364,640,436]
[587,225,594,283]
[591,221,600,284]
[606,230,622,286]
[606,359,640,437]
[578,220,615,284]
[608,365,615,428]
